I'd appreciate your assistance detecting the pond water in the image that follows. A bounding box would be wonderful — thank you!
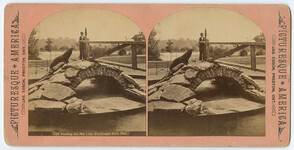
[29,78,146,136]
[148,80,265,136]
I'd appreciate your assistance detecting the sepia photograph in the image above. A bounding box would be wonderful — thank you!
[3,3,290,147]
[28,7,146,136]
[148,7,266,136]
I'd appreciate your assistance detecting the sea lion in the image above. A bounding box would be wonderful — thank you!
[169,49,193,70]
[50,48,74,70]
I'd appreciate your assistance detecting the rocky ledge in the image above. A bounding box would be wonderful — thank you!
[148,61,265,116]
[29,60,146,114]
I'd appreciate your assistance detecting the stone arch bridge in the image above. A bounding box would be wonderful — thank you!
[29,60,145,114]
[148,61,265,116]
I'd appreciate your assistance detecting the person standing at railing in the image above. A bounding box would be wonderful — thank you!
[198,33,206,62]
[79,32,87,60]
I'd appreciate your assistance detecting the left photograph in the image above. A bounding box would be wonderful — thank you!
[28,7,146,136]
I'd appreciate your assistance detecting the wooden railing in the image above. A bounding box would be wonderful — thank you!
[85,40,146,70]
[207,42,265,71]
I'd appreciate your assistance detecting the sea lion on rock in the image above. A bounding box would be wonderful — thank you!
[50,48,74,70]
[157,49,193,83]
[169,49,193,70]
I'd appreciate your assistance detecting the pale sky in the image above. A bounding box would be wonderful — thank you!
[34,7,142,41]
[154,7,263,42]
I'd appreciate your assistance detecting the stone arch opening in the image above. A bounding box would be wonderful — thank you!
[184,63,245,90]
[75,76,125,100]
[193,77,244,102]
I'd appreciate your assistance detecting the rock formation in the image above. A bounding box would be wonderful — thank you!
[148,61,265,116]
[29,60,146,114]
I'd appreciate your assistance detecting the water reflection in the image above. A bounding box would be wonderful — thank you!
[29,109,146,135]
[148,79,265,136]
[149,110,265,136]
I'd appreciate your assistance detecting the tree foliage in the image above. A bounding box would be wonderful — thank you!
[28,28,39,59]
[253,32,266,55]
[132,31,146,54]
[45,38,53,52]
[158,38,198,52]
[132,31,145,41]
[148,29,160,60]
[118,49,127,56]
[253,32,265,42]
[165,39,173,52]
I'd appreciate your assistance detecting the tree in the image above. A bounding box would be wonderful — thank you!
[165,39,173,52]
[253,32,265,42]
[28,28,39,59]
[253,32,266,55]
[132,31,145,41]
[45,38,53,52]
[148,29,160,60]
[239,49,248,56]
[132,31,146,54]
[118,49,126,56]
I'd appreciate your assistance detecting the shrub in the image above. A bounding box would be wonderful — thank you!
[118,49,126,56]
[239,50,248,56]
[212,47,227,57]
[90,47,107,58]
[256,49,265,55]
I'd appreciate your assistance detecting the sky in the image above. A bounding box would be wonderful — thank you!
[154,7,263,42]
[34,7,142,41]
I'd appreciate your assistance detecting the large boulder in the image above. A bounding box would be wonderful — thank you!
[184,68,198,79]
[28,86,38,95]
[148,90,162,102]
[121,73,140,88]
[161,84,195,102]
[49,73,71,85]
[65,68,80,78]
[241,73,262,90]
[28,89,43,101]
[185,99,203,116]
[64,97,78,104]
[42,83,76,101]
[39,81,51,90]
[65,99,83,113]
[170,74,191,85]
[124,89,146,103]
[29,100,66,112]
[149,101,186,113]
[244,89,265,104]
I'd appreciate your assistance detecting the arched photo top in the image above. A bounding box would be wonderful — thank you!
[28,7,146,61]
[150,7,264,42]
[32,7,144,41]
[148,7,265,61]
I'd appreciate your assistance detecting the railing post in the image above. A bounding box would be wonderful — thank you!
[250,45,256,71]
[131,45,138,70]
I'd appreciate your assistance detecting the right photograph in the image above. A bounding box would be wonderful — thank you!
[148,7,266,136]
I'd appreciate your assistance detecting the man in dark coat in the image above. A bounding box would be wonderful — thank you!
[199,33,206,61]
[79,32,86,60]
